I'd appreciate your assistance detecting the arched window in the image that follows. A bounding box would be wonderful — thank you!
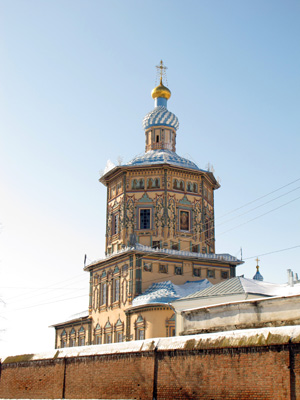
[139,179,144,189]
[100,282,107,306]
[69,328,76,347]
[115,318,124,343]
[132,179,137,189]
[135,315,146,340]
[61,329,67,348]
[112,277,120,303]
[78,327,85,346]
[104,320,112,344]
[94,323,102,345]
[165,313,176,337]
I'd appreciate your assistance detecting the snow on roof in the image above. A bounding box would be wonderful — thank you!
[51,310,89,327]
[131,279,212,307]
[181,292,300,314]
[85,244,243,270]
[183,276,300,299]
[126,149,200,171]
[4,325,300,363]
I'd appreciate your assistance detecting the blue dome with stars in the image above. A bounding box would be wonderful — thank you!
[143,105,179,131]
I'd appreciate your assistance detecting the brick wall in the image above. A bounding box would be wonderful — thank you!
[0,358,65,399]
[155,347,292,400]
[64,353,154,399]
[1,342,300,399]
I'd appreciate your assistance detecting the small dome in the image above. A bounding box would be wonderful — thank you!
[143,106,179,131]
[151,80,171,100]
[253,265,264,281]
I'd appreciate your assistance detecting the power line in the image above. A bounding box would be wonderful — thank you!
[217,185,300,227]
[9,245,300,310]
[11,294,88,311]
[243,245,300,260]
[218,195,300,236]
[5,273,88,302]
[5,178,300,308]
[218,177,300,219]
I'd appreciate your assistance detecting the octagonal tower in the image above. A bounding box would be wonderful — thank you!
[100,62,220,256]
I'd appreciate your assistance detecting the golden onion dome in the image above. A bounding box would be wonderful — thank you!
[151,77,171,100]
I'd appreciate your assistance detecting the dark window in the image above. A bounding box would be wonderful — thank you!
[152,240,161,249]
[193,268,201,277]
[172,242,179,250]
[221,271,229,279]
[192,244,199,253]
[174,266,182,275]
[140,209,150,229]
[112,213,119,235]
[207,269,215,278]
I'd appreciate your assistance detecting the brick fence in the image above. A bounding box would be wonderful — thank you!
[1,326,300,399]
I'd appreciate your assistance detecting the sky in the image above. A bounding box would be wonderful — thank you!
[0,0,299,358]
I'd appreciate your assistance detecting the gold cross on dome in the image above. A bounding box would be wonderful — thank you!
[156,60,168,85]
[255,257,260,266]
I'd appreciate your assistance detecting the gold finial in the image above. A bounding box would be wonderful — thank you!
[156,60,168,86]
[255,257,260,270]
[152,60,171,100]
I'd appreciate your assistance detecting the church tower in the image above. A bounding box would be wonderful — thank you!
[53,62,243,348]
[100,61,220,256]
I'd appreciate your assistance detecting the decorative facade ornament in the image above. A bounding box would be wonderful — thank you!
[193,200,202,241]
[155,195,164,236]
[167,196,176,238]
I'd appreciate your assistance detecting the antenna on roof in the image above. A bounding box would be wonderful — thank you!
[240,247,243,260]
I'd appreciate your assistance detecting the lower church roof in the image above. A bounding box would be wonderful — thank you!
[131,279,212,308]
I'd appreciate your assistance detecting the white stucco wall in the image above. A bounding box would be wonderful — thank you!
[180,294,300,335]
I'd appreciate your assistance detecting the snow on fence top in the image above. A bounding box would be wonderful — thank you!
[3,325,300,364]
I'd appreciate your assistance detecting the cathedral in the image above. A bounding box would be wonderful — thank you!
[53,62,243,348]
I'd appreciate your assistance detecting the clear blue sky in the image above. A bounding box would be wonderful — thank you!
[0,0,299,357]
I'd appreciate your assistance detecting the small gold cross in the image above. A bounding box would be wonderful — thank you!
[156,60,168,84]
